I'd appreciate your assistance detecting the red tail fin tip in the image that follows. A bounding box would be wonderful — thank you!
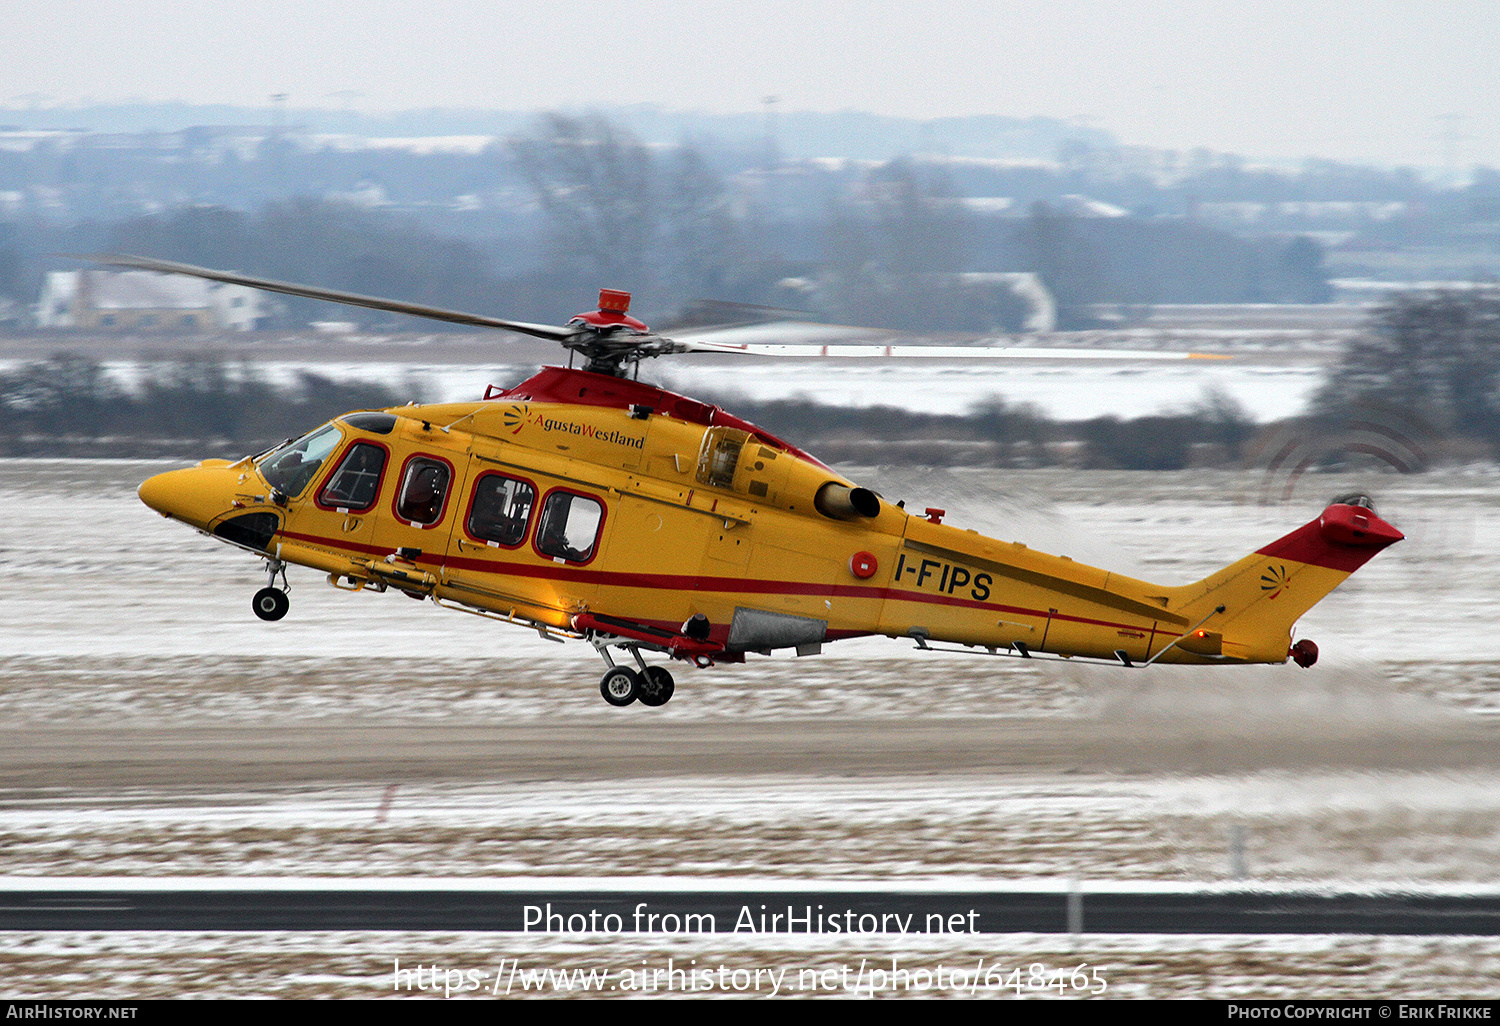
[1319,502,1405,547]
[1258,501,1403,573]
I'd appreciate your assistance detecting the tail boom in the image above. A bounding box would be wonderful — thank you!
[870,499,1400,668]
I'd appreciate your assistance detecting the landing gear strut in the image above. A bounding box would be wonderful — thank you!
[252,560,289,622]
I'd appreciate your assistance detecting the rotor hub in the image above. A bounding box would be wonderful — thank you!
[563,290,661,376]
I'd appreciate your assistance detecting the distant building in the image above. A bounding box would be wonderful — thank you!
[957,194,1130,219]
[36,270,266,331]
[952,272,1058,332]
[776,271,1057,333]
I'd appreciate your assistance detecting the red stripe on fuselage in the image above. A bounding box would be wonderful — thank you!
[276,528,1158,634]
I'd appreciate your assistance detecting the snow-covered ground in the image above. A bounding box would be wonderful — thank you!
[4,460,1494,669]
[0,772,1497,883]
[0,459,1496,998]
[4,930,1497,999]
[2,352,1327,422]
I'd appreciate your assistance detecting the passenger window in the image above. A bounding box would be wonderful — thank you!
[396,457,451,525]
[536,492,603,563]
[319,443,387,511]
[467,474,535,547]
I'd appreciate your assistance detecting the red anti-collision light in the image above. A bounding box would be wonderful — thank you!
[850,551,878,579]
[598,289,632,313]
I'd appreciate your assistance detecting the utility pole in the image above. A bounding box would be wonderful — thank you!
[1434,112,1468,185]
[268,93,289,199]
[762,95,780,173]
[762,95,781,224]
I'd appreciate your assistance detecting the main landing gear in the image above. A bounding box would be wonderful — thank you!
[595,650,676,708]
[252,559,290,622]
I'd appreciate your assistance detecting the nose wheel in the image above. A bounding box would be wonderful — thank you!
[252,587,289,621]
[252,560,290,621]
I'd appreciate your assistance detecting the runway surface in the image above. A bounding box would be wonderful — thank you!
[3,716,1499,790]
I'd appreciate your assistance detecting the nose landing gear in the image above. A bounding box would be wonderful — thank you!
[252,559,290,622]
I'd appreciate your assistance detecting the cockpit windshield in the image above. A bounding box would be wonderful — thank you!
[258,423,342,497]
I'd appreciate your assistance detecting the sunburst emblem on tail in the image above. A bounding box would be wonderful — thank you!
[1260,563,1289,599]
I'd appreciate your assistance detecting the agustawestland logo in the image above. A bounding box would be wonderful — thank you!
[502,404,529,434]
[503,403,644,449]
[1260,563,1289,599]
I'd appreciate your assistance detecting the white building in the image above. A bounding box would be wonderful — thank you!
[36,270,266,331]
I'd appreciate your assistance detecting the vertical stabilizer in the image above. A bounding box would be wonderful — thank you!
[1166,498,1403,663]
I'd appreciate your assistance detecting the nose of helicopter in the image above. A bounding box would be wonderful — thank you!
[139,461,241,529]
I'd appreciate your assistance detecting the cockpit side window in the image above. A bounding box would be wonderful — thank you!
[259,424,342,497]
[536,490,604,564]
[466,473,535,547]
[396,456,452,526]
[318,442,388,512]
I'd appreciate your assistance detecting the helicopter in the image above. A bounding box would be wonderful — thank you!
[107,253,1404,707]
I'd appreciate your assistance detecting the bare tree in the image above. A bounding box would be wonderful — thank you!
[1316,289,1500,444]
[662,145,744,299]
[819,158,993,330]
[509,114,657,290]
[867,157,972,275]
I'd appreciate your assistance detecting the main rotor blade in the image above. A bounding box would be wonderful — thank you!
[664,320,1227,360]
[82,254,577,341]
[670,337,1230,361]
[670,320,885,345]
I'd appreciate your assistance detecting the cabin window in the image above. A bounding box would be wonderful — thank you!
[319,442,387,511]
[467,473,535,547]
[396,457,451,525]
[260,423,343,497]
[536,491,603,563]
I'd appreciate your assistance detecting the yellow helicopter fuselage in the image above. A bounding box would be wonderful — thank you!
[139,366,1403,681]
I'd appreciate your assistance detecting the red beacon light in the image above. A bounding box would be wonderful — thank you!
[598,288,632,313]
[571,288,649,333]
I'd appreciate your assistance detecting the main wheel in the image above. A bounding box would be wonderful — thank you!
[599,666,640,706]
[638,665,675,707]
[252,587,289,622]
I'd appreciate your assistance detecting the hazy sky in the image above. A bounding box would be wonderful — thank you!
[7,0,1498,168]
